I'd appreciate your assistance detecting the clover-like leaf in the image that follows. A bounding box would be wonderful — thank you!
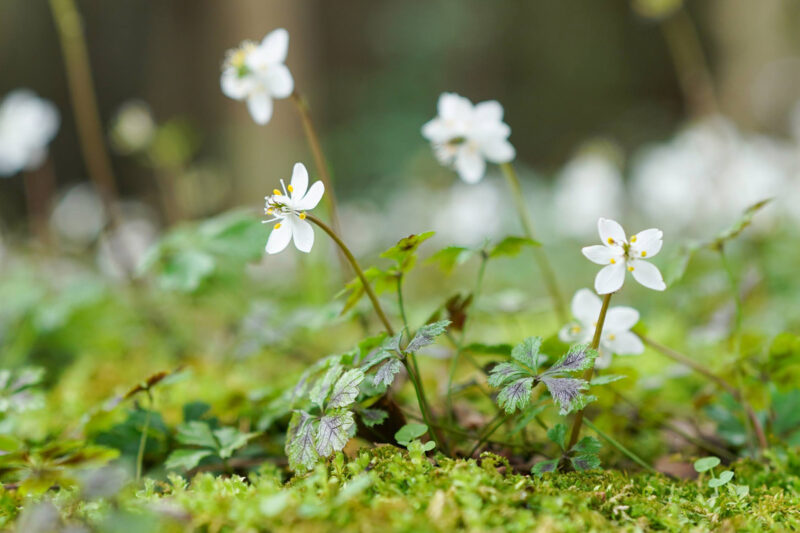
[328,369,365,409]
[497,377,534,414]
[693,456,721,473]
[541,377,591,415]
[373,358,402,387]
[531,459,559,477]
[511,337,543,371]
[315,410,355,457]
[708,470,734,488]
[395,423,428,446]
[543,344,596,376]
[286,411,319,472]
[405,320,451,353]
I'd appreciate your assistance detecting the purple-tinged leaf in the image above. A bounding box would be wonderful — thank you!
[497,377,534,414]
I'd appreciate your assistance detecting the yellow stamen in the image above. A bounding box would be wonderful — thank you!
[273,189,281,196]
[610,258,616,264]
[608,334,616,341]
[288,184,294,193]
[299,212,306,220]
[607,238,614,244]
[628,266,634,272]
[274,223,282,229]
[631,236,637,243]
[641,251,647,257]
[267,209,273,215]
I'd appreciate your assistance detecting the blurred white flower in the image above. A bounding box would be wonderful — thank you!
[582,218,666,294]
[221,28,294,125]
[553,149,624,237]
[97,216,159,280]
[50,184,107,246]
[264,163,324,254]
[559,288,644,368]
[422,92,515,183]
[109,100,156,154]
[432,180,504,246]
[0,89,59,176]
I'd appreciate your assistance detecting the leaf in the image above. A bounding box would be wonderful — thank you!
[531,459,559,477]
[165,449,213,471]
[380,232,435,271]
[693,456,721,473]
[359,408,388,428]
[572,436,602,455]
[213,427,258,459]
[315,410,355,457]
[373,358,402,387]
[360,349,395,372]
[339,268,395,315]
[427,246,475,274]
[711,199,771,247]
[158,250,216,292]
[488,362,529,388]
[497,378,534,414]
[175,421,217,449]
[395,423,428,446]
[511,337,543,372]
[544,344,597,376]
[570,454,601,471]
[590,374,627,386]
[464,343,513,356]
[309,365,344,409]
[287,411,319,472]
[708,470,734,488]
[489,236,540,258]
[541,377,591,415]
[405,320,451,353]
[547,424,567,450]
[444,293,472,332]
[328,369,365,409]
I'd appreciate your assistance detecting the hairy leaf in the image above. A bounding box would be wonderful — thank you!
[541,377,590,415]
[373,358,402,387]
[497,377,534,414]
[286,411,319,472]
[572,436,602,455]
[571,453,601,471]
[359,408,388,428]
[309,365,344,409]
[406,320,451,353]
[315,410,355,457]
[511,337,543,371]
[328,369,365,409]
[488,362,528,388]
[531,459,560,477]
[544,344,596,375]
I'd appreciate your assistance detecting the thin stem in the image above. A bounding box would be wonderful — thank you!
[23,162,56,246]
[566,293,613,451]
[402,359,446,453]
[718,246,743,337]
[640,335,768,450]
[499,162,567,323]
[582,418,656,474]
[135,391,153,482]
[306,214,394,336]
[396,275,410,333]
[469,412,508,457]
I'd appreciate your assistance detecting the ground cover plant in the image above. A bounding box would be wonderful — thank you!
[2,1,800,531]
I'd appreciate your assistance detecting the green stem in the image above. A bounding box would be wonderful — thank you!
[403,359,446,453]
[499,162,567,323]
[582,418,656,474]
[396,275,410,333]
[135,391,153,482]
[468,412,508,457]
[566,293,613,451]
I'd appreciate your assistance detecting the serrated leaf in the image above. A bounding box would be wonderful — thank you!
[497,377,534,414]
[544,344,596,376]
[315,410,355,457]
[511,337,543,372]
[406,320,451,353]
[373,358,402,387]
[693,456,720,473]
[541,377,590,415]
[287,411,319,472]
[395,423,428,445]
[572,436,602,455]
[571,453,601,471]
[213,427,258,459]
[328,369,365,409]
[488,362,529,388]
[531,459,559,476]
[165,449,213,471]
[359,408,388,428]
[309,365,344,409]
[489,236,540,258]
[547,423,567,450]
[590,374,627,386]
[427,246,475,274]
[175,421,217,449]
[380,232,435,271]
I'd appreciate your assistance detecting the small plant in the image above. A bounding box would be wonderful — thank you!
[693,456,749,501]
[531,424,602,475]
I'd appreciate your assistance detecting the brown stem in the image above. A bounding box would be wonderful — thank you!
[640,335,768,451]
[23,161,56,246]
[566,293,613,451]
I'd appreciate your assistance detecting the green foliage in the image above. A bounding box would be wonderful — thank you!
[394,423,428,446]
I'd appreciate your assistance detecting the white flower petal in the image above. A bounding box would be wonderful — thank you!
[629,259,666,291]
[598,217,627,246]
[265,220,292,254]
[595,263,626,294]
[454,148,486,184]
[473,100,504,123]
[594,350,613,369]
[296,181,324,211]
[265,64,294,99]
[260,28,289,64]
[481,138,515,163]
[604,306,640,332]
[220,68,249,100]
[571,288,602,326]
[606,331,644,355]
[438,92,473,120]
[290,162,309,200]
[630,228,663,259]
[582,245,622,265]
[247,92,273,125]
[421,118,450,143]
[559,322,591,345]
[290,216,314,253]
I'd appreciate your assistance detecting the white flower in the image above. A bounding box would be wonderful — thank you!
[559,288,644,368]
[421,92,515,183]
[263,163,324,254]
[582,218,666,294]
[221,28,294,125]
[0,89,60,176]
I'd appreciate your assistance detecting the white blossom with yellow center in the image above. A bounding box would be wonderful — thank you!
[220,28,294,125]
[263,163,324,254]
[582,217,666,294]
[559,288,644,368]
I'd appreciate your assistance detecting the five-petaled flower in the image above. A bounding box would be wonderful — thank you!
[421,92,516,183]
[582,218,666,294]
[559,288,644,368]
[221,28,294,125]
[264,163,324,254]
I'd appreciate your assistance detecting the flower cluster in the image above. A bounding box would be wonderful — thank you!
[422,93,515,183]
[0,89,60,177]
[263,163,324,254]
[221,28,294,125]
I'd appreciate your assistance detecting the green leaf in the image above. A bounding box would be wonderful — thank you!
[497,377,534,414]
[547,424,567,450]
[309,365,344,409]
[0,434,22,453]
[571,453,601,471]
[157,250,216,292]
[213,427,259,459]
[531,459,559,477]
[315,410,355,457]
[693,456,721,473]
[427,246,475,274]
[406,320,451,353]
[380,232,435,271]
[708,470,734,488]
[165,449,213,471]
[339,268,395,315]
[710,199,771,248]
[286,411,319,472]
[541,377,593,415]
[590,374,627,386]
[544,344,597,375]
[328,369,365,409]
[395,423,428,446]
[373,358,402,387]
[175,421,217,450]
[488,362,529,388]
[359,408,389,428]
[511,337,543,372]
[464,343,513,356]
[489,236,540,259]
[572,436,602,455]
